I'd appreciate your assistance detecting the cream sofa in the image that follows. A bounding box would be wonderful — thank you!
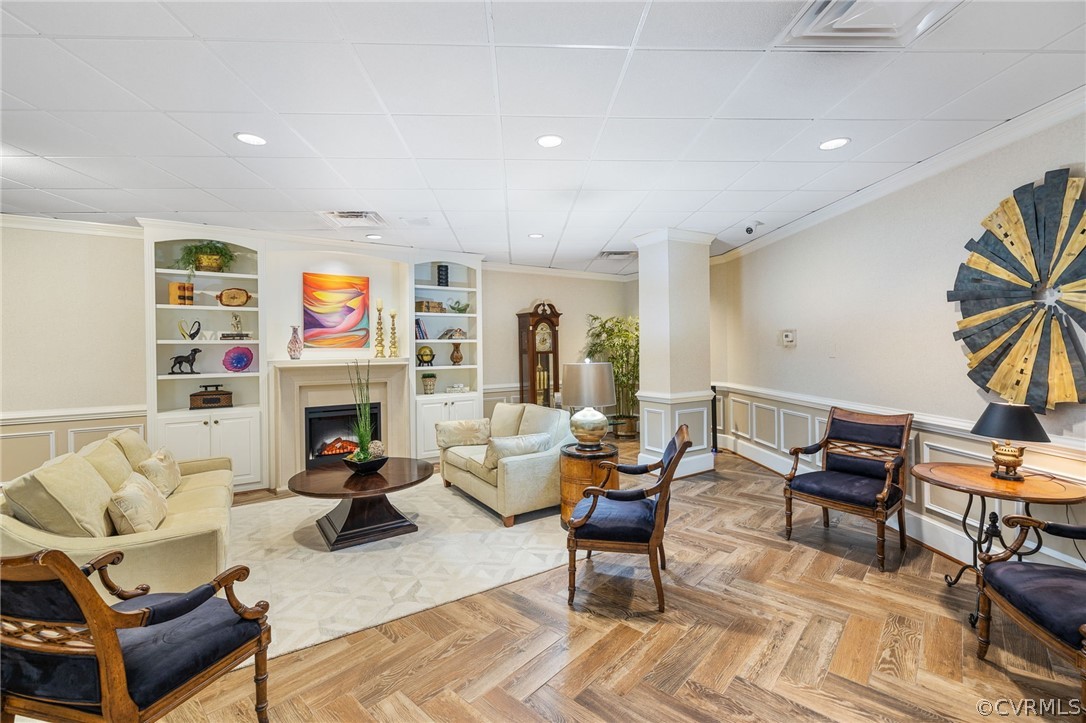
[0,429,232,599]
[436,402,575,526]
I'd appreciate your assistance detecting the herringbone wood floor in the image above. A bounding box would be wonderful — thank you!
[168,445,1080,722]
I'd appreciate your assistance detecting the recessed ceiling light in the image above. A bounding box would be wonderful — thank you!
[535,134,563,148]
[818,137,850,151]
[233,132,267,146]
[365,233,382,240]
[528,233,544,239]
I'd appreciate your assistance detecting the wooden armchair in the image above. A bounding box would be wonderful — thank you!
[784,406,913,570]
[0,549,271,722]
[977,515,1086,709]
[567,425,691,612]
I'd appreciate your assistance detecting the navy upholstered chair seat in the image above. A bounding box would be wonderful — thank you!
[570,496,656,544]
[983,562,1086,649]
[790,470,904,509]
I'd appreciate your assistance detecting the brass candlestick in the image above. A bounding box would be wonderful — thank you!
[374,300,385,358]
[389,311,398,358]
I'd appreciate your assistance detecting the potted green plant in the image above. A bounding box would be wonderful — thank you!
[344,361,387,473]
[176,240,236,274]
[421,372,437,395]
[582,314,640,438]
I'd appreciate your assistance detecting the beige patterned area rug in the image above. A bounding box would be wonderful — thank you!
[228,475,569,659]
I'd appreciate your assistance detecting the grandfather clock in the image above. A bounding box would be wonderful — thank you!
[517,302,561,407]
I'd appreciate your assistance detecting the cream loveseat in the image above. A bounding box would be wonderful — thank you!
[436,402,575,526]
[0,428,232,598]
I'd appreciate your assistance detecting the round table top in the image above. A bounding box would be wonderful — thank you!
[561,442,618,460]
[288,457,434,500]
[910,462,1086,504]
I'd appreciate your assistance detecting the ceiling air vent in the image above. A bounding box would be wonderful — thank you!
[776,0,961,49]
[597,251,637,260]
[320,211,387,229]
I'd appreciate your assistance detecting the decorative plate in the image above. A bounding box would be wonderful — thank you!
[948,168,1086,413]
[222,346,254,372]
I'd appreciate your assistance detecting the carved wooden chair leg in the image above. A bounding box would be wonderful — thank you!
[502,515,514,527]
[822,508,830,528]
[976,587,992,659]
[255,635,270,723]
[658,542,667,570]
[586,550,592,559]
[897,507,907,550]
[784,493,793,540]
[648,547,664,613]
[876,519,886,571]
[567,550,577,606]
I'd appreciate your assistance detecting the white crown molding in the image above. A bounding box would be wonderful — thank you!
[637,390,716,404]
[633,228,714,247]
[1,213,143,239]
[713,90,1086,265]
[481,261,634,283]
[0,405,147,425]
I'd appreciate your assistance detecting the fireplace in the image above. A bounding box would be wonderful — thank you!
[304,403,381,469]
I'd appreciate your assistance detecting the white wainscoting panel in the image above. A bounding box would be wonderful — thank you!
[752,403,777,449]
[730,398,751,440]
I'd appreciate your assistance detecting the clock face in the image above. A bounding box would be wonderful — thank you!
[535,322,553,352]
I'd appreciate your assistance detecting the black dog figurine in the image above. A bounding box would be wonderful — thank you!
[169,348,202,374]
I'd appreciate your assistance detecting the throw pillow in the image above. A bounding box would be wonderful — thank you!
[137,447,183,497]
[4,454,115,537]
[435,419,491,449]
[108,428,154,468]
[483,432,552,470]
[107,472,168,534]
[79,438,134,492]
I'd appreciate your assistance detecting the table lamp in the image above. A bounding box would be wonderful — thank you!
[970,402,1050,481]
[561,361,616,450]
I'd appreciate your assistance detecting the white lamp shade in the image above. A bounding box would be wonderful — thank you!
[561,362,616,409]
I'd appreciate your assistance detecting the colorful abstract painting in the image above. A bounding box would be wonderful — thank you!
[302,272,370,348]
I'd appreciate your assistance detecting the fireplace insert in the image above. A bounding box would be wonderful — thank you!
[304,403,382,468]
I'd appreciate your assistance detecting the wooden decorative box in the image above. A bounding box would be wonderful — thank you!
[415,300,445,313]
[189,385,233,409]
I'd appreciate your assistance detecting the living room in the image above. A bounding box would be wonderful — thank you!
[1,1,1085,720]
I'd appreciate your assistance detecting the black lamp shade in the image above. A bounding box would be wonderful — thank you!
[970,403,1050,443]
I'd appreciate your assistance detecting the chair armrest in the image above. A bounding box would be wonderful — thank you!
[599,460,661,475]
[81,551,150,601]
[979,516,1047,564]
[1041,521,1086,540]
[178,457,232,476]
[211,565,269,621]
[790,443,822,456]
[435,419,490,448]
[138,583,217,625]
[884,455,905,476]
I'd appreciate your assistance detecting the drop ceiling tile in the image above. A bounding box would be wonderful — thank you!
[1,189,99,212]
[47,157,189,189]
[714,211,805,241]
[210,41,383,113]
[1,176,30,190]
[236,157,349,189]
[657,161,757,190]
[550,258,594,272]
[331,2,489,45]
[855,120,1001,163]
[445,211,507,227]
[566,211,631,227]
[1,143,31,157]
[398,228,463,250]
[504,161,587,190]
[47,188,169,212]
[281,114,409,159]
[729,162,839,191]
[930,54,1086,121]
[559,227,616,246]
[802,162,913,191]
[507,190,577,213]
[283,189,370,211]
[55,111,224,156]
[611,51,761,118]
[207,189,304,212]
[434,189,506,212]
[623,211,690,228]
[572,190,647,213]
[582,161,671,190]
[501,117,604,160]
[4,2,191,37]
[356,44,496,116]
[717,51,894,119]
[1,156,111,188]
[0,111,121,156]
[762,190,851,214]
[451,227,509,245]
[248,212,336,231]
[171,112,317,157]
[329,159,428,189]
[1,92,33,111]
[418,160,504,190]
[126,188,240,212]
[825,53,1025,120]
[769,120,913,162]
[395,115,501,159]
[159,211,261,228]
[1,9,38,35]
[496,47,626,117]
[2,39,150,111]
[50,212,137,225]
[356,189,440,212]
[1045,24,1086,51]
[638,2,806,49]
[166,2,341,40]
[686,119,810,162]
[388,213,449,230]
[913,1,1085,51]
[637,189,717,213]
[596,118,708,160]
[491,2,644,46]
[60,39,266,112]
[677,212,747,234]
[586,258,634,274]
[507,211,568,237]
[145,157,269,189]
[700,189,789,213]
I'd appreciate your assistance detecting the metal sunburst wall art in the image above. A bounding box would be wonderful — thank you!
[948,168,1086,414]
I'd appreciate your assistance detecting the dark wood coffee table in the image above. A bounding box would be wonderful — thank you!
[287,457,434,551]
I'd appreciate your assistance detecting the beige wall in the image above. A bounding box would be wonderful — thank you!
[480,267,635,392]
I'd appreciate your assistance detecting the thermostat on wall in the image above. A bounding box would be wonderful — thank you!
[779,329,796,348]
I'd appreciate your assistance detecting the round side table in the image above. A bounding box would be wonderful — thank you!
[560,443,618,529]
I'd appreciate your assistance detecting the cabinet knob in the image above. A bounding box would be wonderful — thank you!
[213,419,220,425]
[203,420,209,426]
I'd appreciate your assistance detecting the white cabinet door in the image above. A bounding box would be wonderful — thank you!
[447,397,479,422]
[210,408,261,486]
[416,398,450,458]
[155,414,212,461]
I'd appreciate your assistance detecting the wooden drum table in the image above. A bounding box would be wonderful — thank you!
[288,457,434,551]
[560,443,618,529]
